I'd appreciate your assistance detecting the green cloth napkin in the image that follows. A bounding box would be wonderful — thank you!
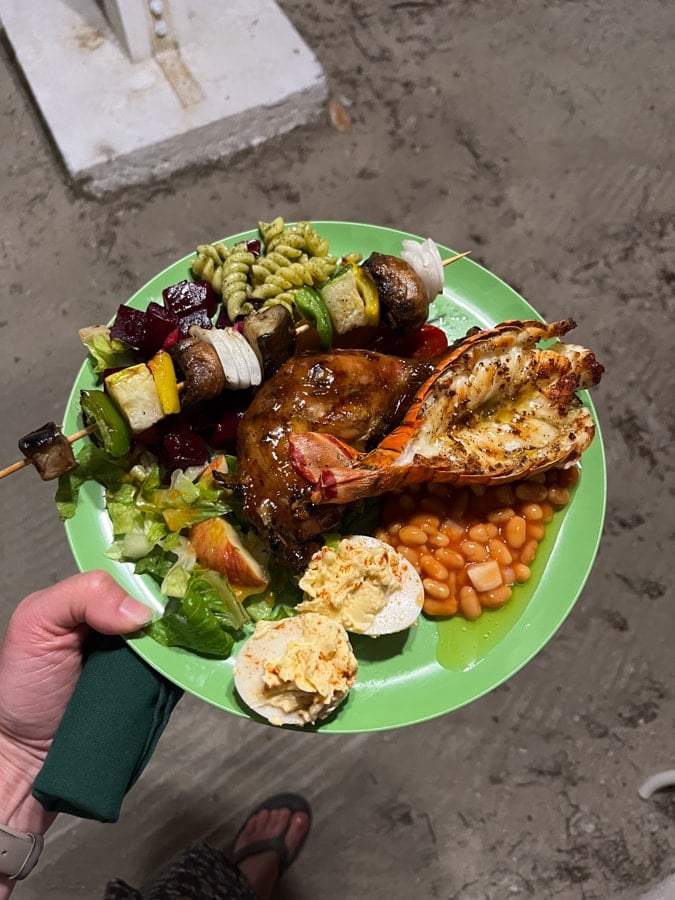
[32,634,183,823]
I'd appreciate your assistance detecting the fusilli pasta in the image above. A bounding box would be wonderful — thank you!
[191,242,232,295]
[221,244,256,321]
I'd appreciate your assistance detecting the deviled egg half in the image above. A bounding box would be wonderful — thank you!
[296,534,424,636]
[233,613,357,727]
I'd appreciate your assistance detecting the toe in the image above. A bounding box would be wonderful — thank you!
[284,811,311,860]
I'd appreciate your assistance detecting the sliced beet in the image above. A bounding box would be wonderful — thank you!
[207,390,252,451]
[160,418,209,473]
[110,305,148,350]
[177,307,213,335]
[209,411,240,451]
[142,302,180,356]
[163,280,217,319]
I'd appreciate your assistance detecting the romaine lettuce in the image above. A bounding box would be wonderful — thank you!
[145,568,249,658]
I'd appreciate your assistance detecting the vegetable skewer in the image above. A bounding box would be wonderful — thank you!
[1,249,471,481]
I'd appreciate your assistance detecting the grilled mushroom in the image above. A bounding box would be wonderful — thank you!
[169,336,226,406]
[18,422,78,481]
[361,253,430,334]
[242,305,296,379]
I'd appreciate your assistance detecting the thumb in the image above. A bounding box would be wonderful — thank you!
[14,570,154,639]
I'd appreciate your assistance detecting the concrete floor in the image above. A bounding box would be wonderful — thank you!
[1,0,674,897]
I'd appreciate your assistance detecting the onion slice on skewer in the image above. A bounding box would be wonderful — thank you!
[189,325,262,390]
[401,237,445,302]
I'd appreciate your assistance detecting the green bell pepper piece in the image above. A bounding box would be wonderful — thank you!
[295,286,333,349]
[80,389,131,458]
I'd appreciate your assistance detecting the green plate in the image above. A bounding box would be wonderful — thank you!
[63,222,606,733]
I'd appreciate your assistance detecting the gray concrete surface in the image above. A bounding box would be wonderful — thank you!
[1,1,674,897]
[0,0,328,193]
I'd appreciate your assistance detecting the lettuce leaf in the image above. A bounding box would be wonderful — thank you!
[145,568,249,658]
[56,444,130,520]
[79,325,137,374]
[134,545,178,583]
[244,594,295,623]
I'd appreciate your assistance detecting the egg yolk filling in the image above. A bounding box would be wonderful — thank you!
[297,539,402,633]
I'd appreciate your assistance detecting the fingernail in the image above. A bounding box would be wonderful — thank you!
[119,597,154,627]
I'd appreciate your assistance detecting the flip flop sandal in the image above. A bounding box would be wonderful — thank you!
[230,793,312,877]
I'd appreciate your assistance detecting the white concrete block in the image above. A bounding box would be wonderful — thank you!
[0,0,327,194]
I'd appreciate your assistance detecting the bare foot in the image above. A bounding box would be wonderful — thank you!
[233,806,311,900]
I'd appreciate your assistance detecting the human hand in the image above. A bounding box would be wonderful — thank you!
[0,572,152,843]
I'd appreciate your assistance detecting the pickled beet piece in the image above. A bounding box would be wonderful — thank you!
[177,307,213,335]
[142,302,179,356]
[209,411,240,451]
[132,424,160,450]
[160,421,209,472]
[208,390,252,451]
[245,239,261,257]
[163,280,217,318]
[110,305,147,350]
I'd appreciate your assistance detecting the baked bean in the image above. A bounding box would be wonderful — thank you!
[399,493,416,511]
[504,515,527,549]
[495,485,516,506]
[460,540,488,562]
[374,527,388,541]
[398,525,428,546]
[513,563,531,582]
[527,521,546,541]
[520,539,539,565]
[425,596,458,617]
[547,485,570,506]
[487,507,515,525]
[521,502,543,521]
[410,513,440,530]
[386,522,402,537]
[515,482,548,502]
[479,585,512,609]
[468,523,491,543]
[540,501,554,522]
[427,530,450,548]
[459,585,483,619]
[435,547,465,569]
[420,555,449,582]
[459,585,482,620]
[396,545,420,568]
[441,520,465,543]
[488,538,512,566]
[423,578,451,600]
[501,566,515,586]
[556,467,579,488]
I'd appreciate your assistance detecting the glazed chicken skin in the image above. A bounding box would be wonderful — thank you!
[235,349,434,569]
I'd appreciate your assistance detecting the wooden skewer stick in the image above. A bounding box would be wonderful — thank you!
[442,250,471,267]
[3,254,474,480]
